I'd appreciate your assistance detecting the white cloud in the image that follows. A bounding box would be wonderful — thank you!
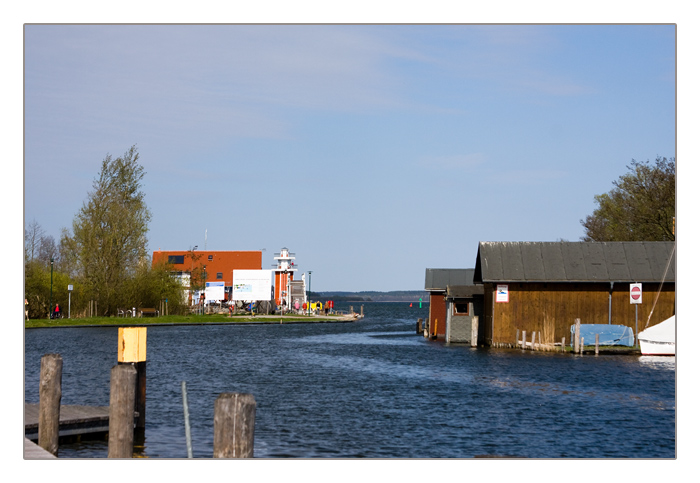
[413,25,593,98]
[24,25,424,156]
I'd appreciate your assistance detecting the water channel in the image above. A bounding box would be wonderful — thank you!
[24,302,675,458]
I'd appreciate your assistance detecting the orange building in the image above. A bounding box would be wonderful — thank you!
[152,250,262,303]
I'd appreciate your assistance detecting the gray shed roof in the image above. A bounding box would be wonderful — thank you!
[474,241,675,283]
[425,269,475,291]
[446,285,484,298]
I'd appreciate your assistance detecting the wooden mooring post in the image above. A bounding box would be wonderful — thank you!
[108,364,137,458]
[562,337,566,352]
[117,327,148,432]
[213,393,256,458]
[38,353,62,456]
[574,319,581,354]
[471,317,479,348]
[595,333,600,355]
[521,330,527,349]
[531,331,536,351]
[416,318,423,334]
[134,361,147,431]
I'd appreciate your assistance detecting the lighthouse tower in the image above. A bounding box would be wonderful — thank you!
[273,248,297,309]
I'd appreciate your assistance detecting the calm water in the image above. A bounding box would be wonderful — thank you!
[24,302,675,458]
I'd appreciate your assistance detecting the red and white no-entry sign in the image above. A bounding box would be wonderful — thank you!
[630,283,642,304]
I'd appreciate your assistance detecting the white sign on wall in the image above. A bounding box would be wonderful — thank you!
[630,283,643,304]
[496,284,509,303]
[231,270,272,301]
[205,281,225,302]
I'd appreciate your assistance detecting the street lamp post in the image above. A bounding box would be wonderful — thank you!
[307,271,312,316]
[202,265,207,315]
[189,245,198,310]
[286,270,290,313]
[49,258,54,320]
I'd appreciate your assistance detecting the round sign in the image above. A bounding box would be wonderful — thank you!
[631,286,641,300]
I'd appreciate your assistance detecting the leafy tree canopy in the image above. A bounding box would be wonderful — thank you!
[580,157,675,242]
[26,146,191,318]
[67,145,152,314]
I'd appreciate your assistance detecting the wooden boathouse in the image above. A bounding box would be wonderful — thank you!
[473,241,676,347]
[444,284,485,344]
[424,269,477,340]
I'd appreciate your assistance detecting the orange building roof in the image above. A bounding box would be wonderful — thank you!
[152,250,262,285]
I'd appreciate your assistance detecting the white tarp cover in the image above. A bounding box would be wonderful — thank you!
[570,324,634,346]
[638,315,675,344]
[231,269,272,301]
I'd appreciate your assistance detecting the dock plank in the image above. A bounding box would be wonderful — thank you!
[24,403,111,440]
[24,437,57,459]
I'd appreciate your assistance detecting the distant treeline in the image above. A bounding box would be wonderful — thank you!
[309,291,429,302]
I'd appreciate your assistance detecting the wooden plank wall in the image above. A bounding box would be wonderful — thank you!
[483,286,494,345]
[487,282,675,346]
[611,283,675,329]
[428,292,447,338]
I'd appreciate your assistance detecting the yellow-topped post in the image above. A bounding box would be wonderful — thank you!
[117,327,147,432]
[118,327,147,362]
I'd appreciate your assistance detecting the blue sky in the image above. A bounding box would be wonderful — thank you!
[21,23,677,292]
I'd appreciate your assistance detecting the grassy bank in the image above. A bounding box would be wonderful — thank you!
[25,313,354,329]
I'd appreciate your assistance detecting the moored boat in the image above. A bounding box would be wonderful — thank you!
[638,315,675,356]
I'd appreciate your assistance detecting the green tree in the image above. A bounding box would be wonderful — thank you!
[24,257,75,319]
[122,258,188,314]
[57,227,80,277]
[25,220,73,318]
[580,157,675,242]
[24,219,44,262]
[187,248,206,306]
[67,145,152,315]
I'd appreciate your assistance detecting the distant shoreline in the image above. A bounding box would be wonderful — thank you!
[24,313,361,329]
[311,291,429,303]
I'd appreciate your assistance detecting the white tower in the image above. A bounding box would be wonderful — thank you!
[273,247,297,310]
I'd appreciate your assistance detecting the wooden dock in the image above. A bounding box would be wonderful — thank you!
[24,402,111,441]
[24,437,57,459]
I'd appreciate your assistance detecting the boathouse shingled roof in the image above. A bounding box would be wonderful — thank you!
[446,285,484,298]
[425,269,475,291]
[473,241,675,283]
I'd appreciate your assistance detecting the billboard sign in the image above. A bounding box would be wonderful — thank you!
[205,281,225,302]
[232,270,272,301]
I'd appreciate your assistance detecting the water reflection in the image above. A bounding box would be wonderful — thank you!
[292,331,425,346]
[638,355,676,370]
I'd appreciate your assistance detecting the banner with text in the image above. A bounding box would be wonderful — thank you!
[231,270,272,301]
[205,281,226,302]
